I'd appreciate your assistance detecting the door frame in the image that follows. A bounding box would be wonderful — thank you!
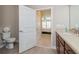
[35,7,54,48]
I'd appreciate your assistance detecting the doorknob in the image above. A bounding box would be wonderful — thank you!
[19,30,23,32]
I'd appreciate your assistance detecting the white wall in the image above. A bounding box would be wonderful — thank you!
[51,6,69,48]
[53,6,69,28]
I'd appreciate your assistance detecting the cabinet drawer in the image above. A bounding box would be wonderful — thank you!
[59,42,65,54]
[56,32,75,54]
[56,32,65,46]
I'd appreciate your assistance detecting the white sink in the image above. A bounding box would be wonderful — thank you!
[63,32,72,36]
[62,32,74,40]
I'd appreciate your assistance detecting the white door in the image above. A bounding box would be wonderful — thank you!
[19,6,36,53]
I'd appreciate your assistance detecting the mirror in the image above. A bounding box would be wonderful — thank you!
[70,5,79,30]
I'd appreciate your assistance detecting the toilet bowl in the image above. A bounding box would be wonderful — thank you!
[2,27,16,49]
[5,38,16,49]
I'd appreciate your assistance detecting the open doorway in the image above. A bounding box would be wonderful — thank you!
[36,9,51,48]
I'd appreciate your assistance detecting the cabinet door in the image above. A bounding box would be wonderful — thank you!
[59,41,64,54]
[65,50,68,54]
[56,39,60,53]
[65,43,75,54]
[56,33,64,54]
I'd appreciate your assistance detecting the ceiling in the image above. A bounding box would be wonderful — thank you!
[26,5,53,9]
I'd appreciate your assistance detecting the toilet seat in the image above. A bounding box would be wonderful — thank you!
[6,38,16,42]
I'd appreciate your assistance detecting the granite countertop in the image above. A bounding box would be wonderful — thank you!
[56,31,79,54]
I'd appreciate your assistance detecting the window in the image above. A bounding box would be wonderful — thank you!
[42,16,51,29]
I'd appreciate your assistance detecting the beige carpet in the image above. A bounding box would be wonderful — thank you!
[37,34,51,48]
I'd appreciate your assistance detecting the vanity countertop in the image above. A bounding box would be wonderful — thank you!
[56,31,79,54]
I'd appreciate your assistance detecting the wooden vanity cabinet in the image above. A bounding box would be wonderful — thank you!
[56,32,65,54]
[56,38,60,53]
[56,32,75,54]
[65,43,75,54]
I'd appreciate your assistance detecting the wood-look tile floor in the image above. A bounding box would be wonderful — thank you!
[23,46,57,54]
[0,43,19,54]
[22,33,57,54]
[37,34,51,48]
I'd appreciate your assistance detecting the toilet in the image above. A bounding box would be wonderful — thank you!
[2,27,16,49]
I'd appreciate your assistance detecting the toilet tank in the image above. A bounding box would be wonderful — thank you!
[2,32,11,39]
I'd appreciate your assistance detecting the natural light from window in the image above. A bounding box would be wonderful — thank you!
[42,16,51,29]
